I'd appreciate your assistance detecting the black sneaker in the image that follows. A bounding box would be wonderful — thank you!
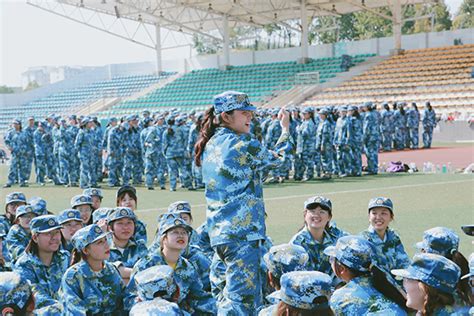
[3,183,11,188]
[147,187,155,190]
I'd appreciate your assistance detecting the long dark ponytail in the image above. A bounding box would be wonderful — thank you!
[194,107,219,167]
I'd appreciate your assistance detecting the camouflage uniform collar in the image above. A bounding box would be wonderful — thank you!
[110,238,137,250]
[367,225,395,243]
[303,226,333,246]
[80,260,115,278]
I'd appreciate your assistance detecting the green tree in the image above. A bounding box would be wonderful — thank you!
[453,0,474,29]
[24,81,39,92]
[414,1,452,33]
[0,85,15,94]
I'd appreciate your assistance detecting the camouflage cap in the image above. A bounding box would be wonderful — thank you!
[15,205,41,219]
[415,227,459,257]
[158,213,192,237]
[58,209,83,225]
[28,197,48,215]
[392,253,461,294]
[71,224,111,252]
[304,196,332,212]
[129,298,182,316]
[167,201,191,214]
[368,197,393,213]
[324,235,373,272]
[92,207,111,224]
[213,91,256,114]
[83,188,103,199]
[0,272,32,309]
[30,215,62,234]
[107,207,136,223]
[277,271,332,310]
[5,192,27,205]
[263,244,310,279]
[70,194,93,209]
[135,265,177,301]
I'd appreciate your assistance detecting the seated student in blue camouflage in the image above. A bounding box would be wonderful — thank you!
[28,197,49,216]
[392,253,466,316]
[325,235,408,315]
[290,196,348,280]
[0,228,8,271]
[14,215,69,311]
[6,205,42,263]
[115,185,147,243]
[259,270,334,316]
[0,271,35,315]
[70,194,94,225]
[415,227,472,309]
[1,192,27,264]
[60,224,126,315]
[125,213,216,314]
[106,207,147,283]
[83,187,103,211]
[360,197,410,274]
[194,91,293,315]
[262,243,310,306]
[58,209,84,253]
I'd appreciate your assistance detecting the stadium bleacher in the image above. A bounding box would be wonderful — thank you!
[303,44,474,112]
[0,73,174,132]
[98,54,374,117]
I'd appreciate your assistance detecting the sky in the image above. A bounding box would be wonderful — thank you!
[0,0,465,87]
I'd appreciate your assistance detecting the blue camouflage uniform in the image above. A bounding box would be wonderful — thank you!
[125,215,216,314]
[66,120,80,185]
[363,105,381,174]
[14,215,70,309]
[107,207,148,268]
[0,271,33,311]
[6,205,41,263]
[75,120,97,188]
[316,109,334,177]
[107,123,126,186]
[406,107,420,149]
[60,224,125,315]
[163,123,192,191]
[122,116,143,185]
[392,253,465,316]
[393,105,406,150]
[290,196,348,279]
[334,107,352,176]
[188,121,204,189]
[1,193,27,265]
[324,236,407,316]
[33,125,49,185]
[380,106,393,151]
[5,121,29,186]
[422,106,436,148]
[265,113,284,180]
[360,197,410,274]
[143,124,166,189]
[58,122,74,185]
[58,209,84,253]
[295,110,316,180]
[202,91,293,315]
[347,106,363,176]
[102,118,117,173]
[24,121,36,181]
[44,120,61,184]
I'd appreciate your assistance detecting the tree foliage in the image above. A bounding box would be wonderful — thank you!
[0,85,15,94]
[453,0,474,29]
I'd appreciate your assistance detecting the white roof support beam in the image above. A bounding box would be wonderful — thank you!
[155,24,162,74]
[300,0,309,62]
[391,0,403,51]
[222,15,230,68]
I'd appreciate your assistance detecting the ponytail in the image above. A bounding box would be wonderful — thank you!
[449,251,471,305]
[70,248,85,266]
[310,112,316,124]
[369,265,410,311]
[421,283,454,316]
[194,107,219,167]
[167,119,175,136]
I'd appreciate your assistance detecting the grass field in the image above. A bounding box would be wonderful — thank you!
[0,164,473,257]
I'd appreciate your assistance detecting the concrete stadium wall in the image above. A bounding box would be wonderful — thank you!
[177,28,474,72]
[433,121,474,142]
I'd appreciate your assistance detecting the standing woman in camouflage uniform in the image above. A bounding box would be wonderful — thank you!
[347,105,363,177]
[75,118,97,189]
[194,91,292,315]
[4,119,28,188]
[61,224,125,315]
[295,107,316,181]
[316,108,333,179]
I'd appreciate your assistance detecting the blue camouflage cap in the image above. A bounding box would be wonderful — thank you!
[69,114,77,120]
[0,272,32,309]
[363,101,373,108]
[392,253,461,294]
[142,110,151,115]
[158,213,192,237]
[301,107,313,114]
[126,114,138,122]
[263,244,310,279]
[109,117,118,123]
[92,207,111,224]
[15,205,41,219]
[30,215,62,234]
[81,117,91,125]
[28,197,48,215]
[461,224,474,236]
[324,235,373,272]
[70,194,93,209]
[83,188,103,199]
[107,207,136,223]
[135,265,177,300]
[129,298,182,316]
[348,105,358,111]
[318,108,328,115]
[338,106,348,112]
[5,192,27,205]
[368,197,393,213]
[58,209,83,225]
[12,118,21,125]
[213,91,256,115]
[167,201,191,214]
[276,271,332,310]
[304,196,332,212]
[71,224,111,252]
[415,227,459,257]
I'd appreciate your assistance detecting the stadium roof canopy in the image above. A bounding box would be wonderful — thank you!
[27,0,436,71]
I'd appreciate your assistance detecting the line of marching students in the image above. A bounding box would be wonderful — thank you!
[0,92,468,316]
[0,191,472,315]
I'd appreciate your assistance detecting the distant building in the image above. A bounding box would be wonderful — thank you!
[21,66,85,89]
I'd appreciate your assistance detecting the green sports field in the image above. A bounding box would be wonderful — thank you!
[1,164,473,257]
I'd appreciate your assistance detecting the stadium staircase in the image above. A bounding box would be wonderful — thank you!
[0,73,174,133]
[302,44,474,113]
[98,54,374,117]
